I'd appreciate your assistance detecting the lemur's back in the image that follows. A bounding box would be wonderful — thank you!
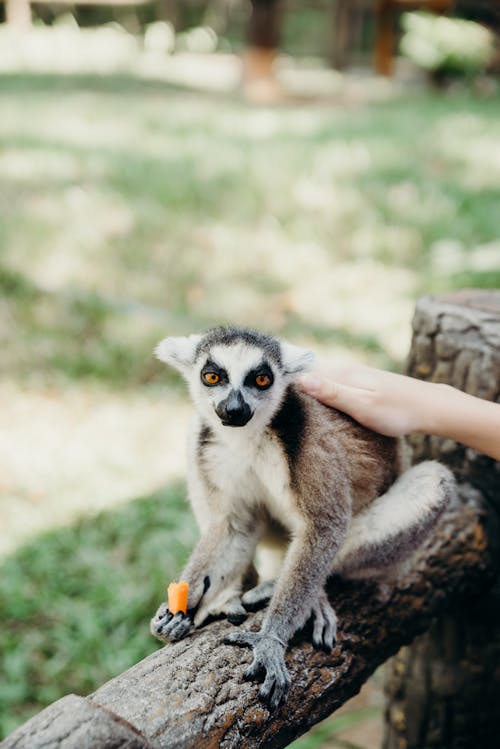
[272,385,402,516]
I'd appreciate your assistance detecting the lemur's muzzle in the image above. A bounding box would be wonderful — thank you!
[215,389,252,427]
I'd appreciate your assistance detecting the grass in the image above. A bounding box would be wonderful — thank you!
[0,482,197,738]
[2,74,500,386]
[289,709,381,749]
[1,68,500,743]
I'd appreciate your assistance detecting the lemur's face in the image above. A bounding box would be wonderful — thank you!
[155,327,314,432]
[193,341,281,429]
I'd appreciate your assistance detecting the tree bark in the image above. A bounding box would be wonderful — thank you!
[2,291,499,749]
[383,290,500,749]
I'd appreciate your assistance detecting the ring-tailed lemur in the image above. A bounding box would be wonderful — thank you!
[151,326,454,709]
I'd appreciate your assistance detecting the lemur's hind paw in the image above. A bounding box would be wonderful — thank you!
[225,598,248,625]
[241,580,275,611]
[224,630,291,710]
[150,603,193,642]
[311,590,337,651]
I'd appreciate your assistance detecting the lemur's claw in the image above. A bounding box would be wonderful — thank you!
[311,591,337,651]
[169,612,194,640]
[151,606,193,642]
[224,630,290,709]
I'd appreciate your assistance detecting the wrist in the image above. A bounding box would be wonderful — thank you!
[413,382,458,436]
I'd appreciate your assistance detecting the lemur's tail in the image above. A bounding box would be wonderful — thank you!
[331,461,455,581]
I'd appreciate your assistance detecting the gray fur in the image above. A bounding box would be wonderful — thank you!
[195,327,283,366]
[151,327,454,708]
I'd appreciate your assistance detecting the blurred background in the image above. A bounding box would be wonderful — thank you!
[1,0,499,745]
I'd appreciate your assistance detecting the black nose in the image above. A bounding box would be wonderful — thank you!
[215,390,252,427]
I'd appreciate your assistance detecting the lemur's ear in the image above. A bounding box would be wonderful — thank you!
[280,340,315,375]
[155,334,203,376]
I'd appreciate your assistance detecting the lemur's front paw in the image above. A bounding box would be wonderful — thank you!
[224,630,291,710]
[150,603,193,643]
[310,590,337,651]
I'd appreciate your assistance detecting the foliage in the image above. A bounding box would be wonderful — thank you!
[0,483,197,738]
[400,12,495,76]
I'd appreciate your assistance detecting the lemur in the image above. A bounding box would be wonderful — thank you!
[151,326,454,709]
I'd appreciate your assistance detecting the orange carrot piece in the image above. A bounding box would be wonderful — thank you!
[167,581,189,615]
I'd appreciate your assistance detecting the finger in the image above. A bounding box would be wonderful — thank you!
[151,614,173,638]
[244,657,265,682]
[323,622,337,652]
[312,613,325,649]
[269,681,287,711]
[258,671,276,704]
[154,603,172,621]
[223,631,254,648]
[169,613,191,640]
[260,668,289,710]
[299,374,361,412]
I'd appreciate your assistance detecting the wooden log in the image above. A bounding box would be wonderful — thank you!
[383,290,500,749]
[0,695,155,748]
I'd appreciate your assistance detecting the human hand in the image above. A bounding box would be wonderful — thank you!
[300,363,500,461]
[299,364,441,437]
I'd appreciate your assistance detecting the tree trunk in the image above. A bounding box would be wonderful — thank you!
[383,290,500,749]
[5,0,31,28]
[374,0,395,76]
[242,0,283,103]
[247,0,281,50]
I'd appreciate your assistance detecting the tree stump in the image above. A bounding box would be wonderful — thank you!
[383,290,500,749]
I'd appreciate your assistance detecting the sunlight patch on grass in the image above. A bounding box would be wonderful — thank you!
[0,383,191,556]
[291,261,416,361]
[430,111,500,190]
[0,148,83,182]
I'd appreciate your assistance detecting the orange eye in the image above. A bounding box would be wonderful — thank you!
[256,374,271,388]
[203,372,220,385]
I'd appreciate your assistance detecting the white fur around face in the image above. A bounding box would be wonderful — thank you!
[186,341,289,437]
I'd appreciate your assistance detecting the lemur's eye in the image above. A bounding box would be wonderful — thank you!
[255,373,271,388]
[203,372,220,386]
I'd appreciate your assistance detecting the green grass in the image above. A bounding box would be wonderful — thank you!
[289,708,380,749]
[0,482,196,738]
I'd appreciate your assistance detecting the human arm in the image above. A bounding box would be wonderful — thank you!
[299,365,500,461]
